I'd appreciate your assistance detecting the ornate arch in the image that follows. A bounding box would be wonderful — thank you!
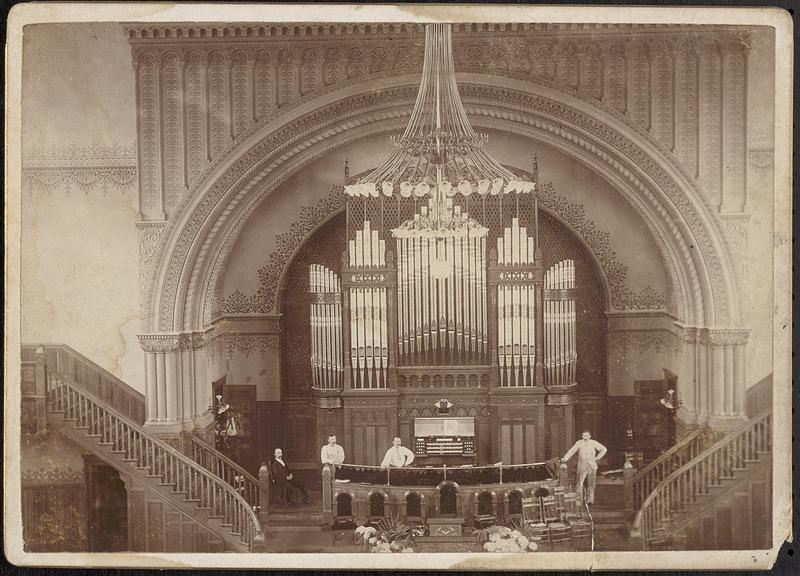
[144,75,739,335]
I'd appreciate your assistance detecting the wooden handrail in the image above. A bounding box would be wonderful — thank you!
[631,409,772,549]
[188,435,260,508]
[631,427,713,509]
[46,373,264,551]
[24,343,146,425]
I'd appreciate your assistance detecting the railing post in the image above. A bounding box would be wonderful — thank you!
[33,346,47,434]
[258,463,270,527]
[558,462,568,489]
[322,464,333,524]
[623,456,636,512]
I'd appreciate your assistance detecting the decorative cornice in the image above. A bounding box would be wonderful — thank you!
[21,466,84,486]
[207,332,280,359]
[607,329,680,354]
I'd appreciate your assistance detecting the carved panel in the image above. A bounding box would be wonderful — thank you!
[699,40,722,208]
[676,42,699,178]
[370,47,389,74]
[230,50,252,139]
[653,42,675,151]
[207,51,229,159]
[183,51,206,186]
[557,43,579,90]
[347,47,365,79]
[277,49,297,108]
[394,45,414,74]
[137,52,161,214]
[606,43,627,113]
[138,222,165,314]
[300,48,318,96]
[629,41,651,131]
[534,42,556,80]
[323,48,342,86]
[253,50,273,121]
[581,43,603,100]
[161,53,183,211]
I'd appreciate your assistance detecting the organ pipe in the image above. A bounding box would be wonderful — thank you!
[308,264,343,390]
[346,221,389,389]
[543,259,577,387]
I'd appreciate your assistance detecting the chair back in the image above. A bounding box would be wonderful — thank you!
[522,497,543,525]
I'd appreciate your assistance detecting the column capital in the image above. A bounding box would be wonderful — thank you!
[707,327,750,346]
[138,333,180,352]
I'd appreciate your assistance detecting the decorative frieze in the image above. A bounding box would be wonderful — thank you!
[607,329,679,354]
[22,142,137,195]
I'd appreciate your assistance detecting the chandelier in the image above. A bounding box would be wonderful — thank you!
[345,23,536,246]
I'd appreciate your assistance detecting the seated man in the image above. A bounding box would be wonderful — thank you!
[380,437,415,469]
[270,448,311,505]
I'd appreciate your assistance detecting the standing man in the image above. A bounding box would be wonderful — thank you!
[561,431,607,506]
[271,448,311,505]
[380,437,415,469]
[320,434,345,466]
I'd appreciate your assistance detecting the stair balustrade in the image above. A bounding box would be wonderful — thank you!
[46,373,264,552]
[632,427,714,510]
[189,435,261,509]
[631,409,772,549]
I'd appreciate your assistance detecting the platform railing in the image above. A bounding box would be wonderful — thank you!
[631,409,772,549]
[47,373,264,551]
[332,459,558,487]
[189,435,261,509]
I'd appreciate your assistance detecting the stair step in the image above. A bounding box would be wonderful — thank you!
[265,524,327,533]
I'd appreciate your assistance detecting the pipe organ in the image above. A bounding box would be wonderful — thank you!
[302,23,583,466]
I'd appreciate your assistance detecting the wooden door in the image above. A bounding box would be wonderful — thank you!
[633,379,674,464]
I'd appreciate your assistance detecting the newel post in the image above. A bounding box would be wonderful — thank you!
[558,462,569,489]
[322,464,333,524]
[258,463,270,526]
[623,457,636,512]
[33,346,47,434]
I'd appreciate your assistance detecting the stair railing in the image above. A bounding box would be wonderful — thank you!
[46,373,264,551]
[189,435,260,509]
[632,427,714,509]
[24,343,146,425]
[631,409,772,549]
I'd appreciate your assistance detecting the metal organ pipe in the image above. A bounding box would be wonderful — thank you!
[543,259,577,387]
[346,221,389,389]
[496,218,537,387]
[308,264,343,390]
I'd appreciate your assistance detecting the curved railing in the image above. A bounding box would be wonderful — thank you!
[632,427,715,509]
[334,460,556,487]
[631,409,772,549]
[189,435,260,508]
[47,373,264,551]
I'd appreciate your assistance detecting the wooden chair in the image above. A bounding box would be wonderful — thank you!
[527,524,551,549]
[569,519,593,550]
[548,522,572,550]
[563,492,582,520]
[521,497,543,526]
[542,495,560,523]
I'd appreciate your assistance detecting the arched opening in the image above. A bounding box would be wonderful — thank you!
[477,491,494,516]
[405,492,422,518]
[335,492,352,518]
[438,482,458,517]
[369,492,386,519]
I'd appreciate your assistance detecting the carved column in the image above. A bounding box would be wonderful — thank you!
[134,49,165,221]
[699,40,722,208]
[721,38,748,213]
[140,332,211,436]
[706,329,749,428]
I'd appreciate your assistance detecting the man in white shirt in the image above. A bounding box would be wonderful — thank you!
[380,437,415,469]
[320,434,345,466]
[561,431,608,506]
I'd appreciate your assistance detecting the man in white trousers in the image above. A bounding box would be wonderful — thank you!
[561,431,607,506]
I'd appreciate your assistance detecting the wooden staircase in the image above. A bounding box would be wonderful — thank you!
[630,409,772,550]
[45,371,265,552]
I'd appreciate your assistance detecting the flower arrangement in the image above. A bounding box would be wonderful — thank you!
[474,523,539,553]
[354,514,416,553]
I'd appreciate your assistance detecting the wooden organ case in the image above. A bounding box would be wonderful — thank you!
[306,24,579,466]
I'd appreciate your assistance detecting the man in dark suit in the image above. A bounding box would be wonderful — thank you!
[270,448,311,505]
